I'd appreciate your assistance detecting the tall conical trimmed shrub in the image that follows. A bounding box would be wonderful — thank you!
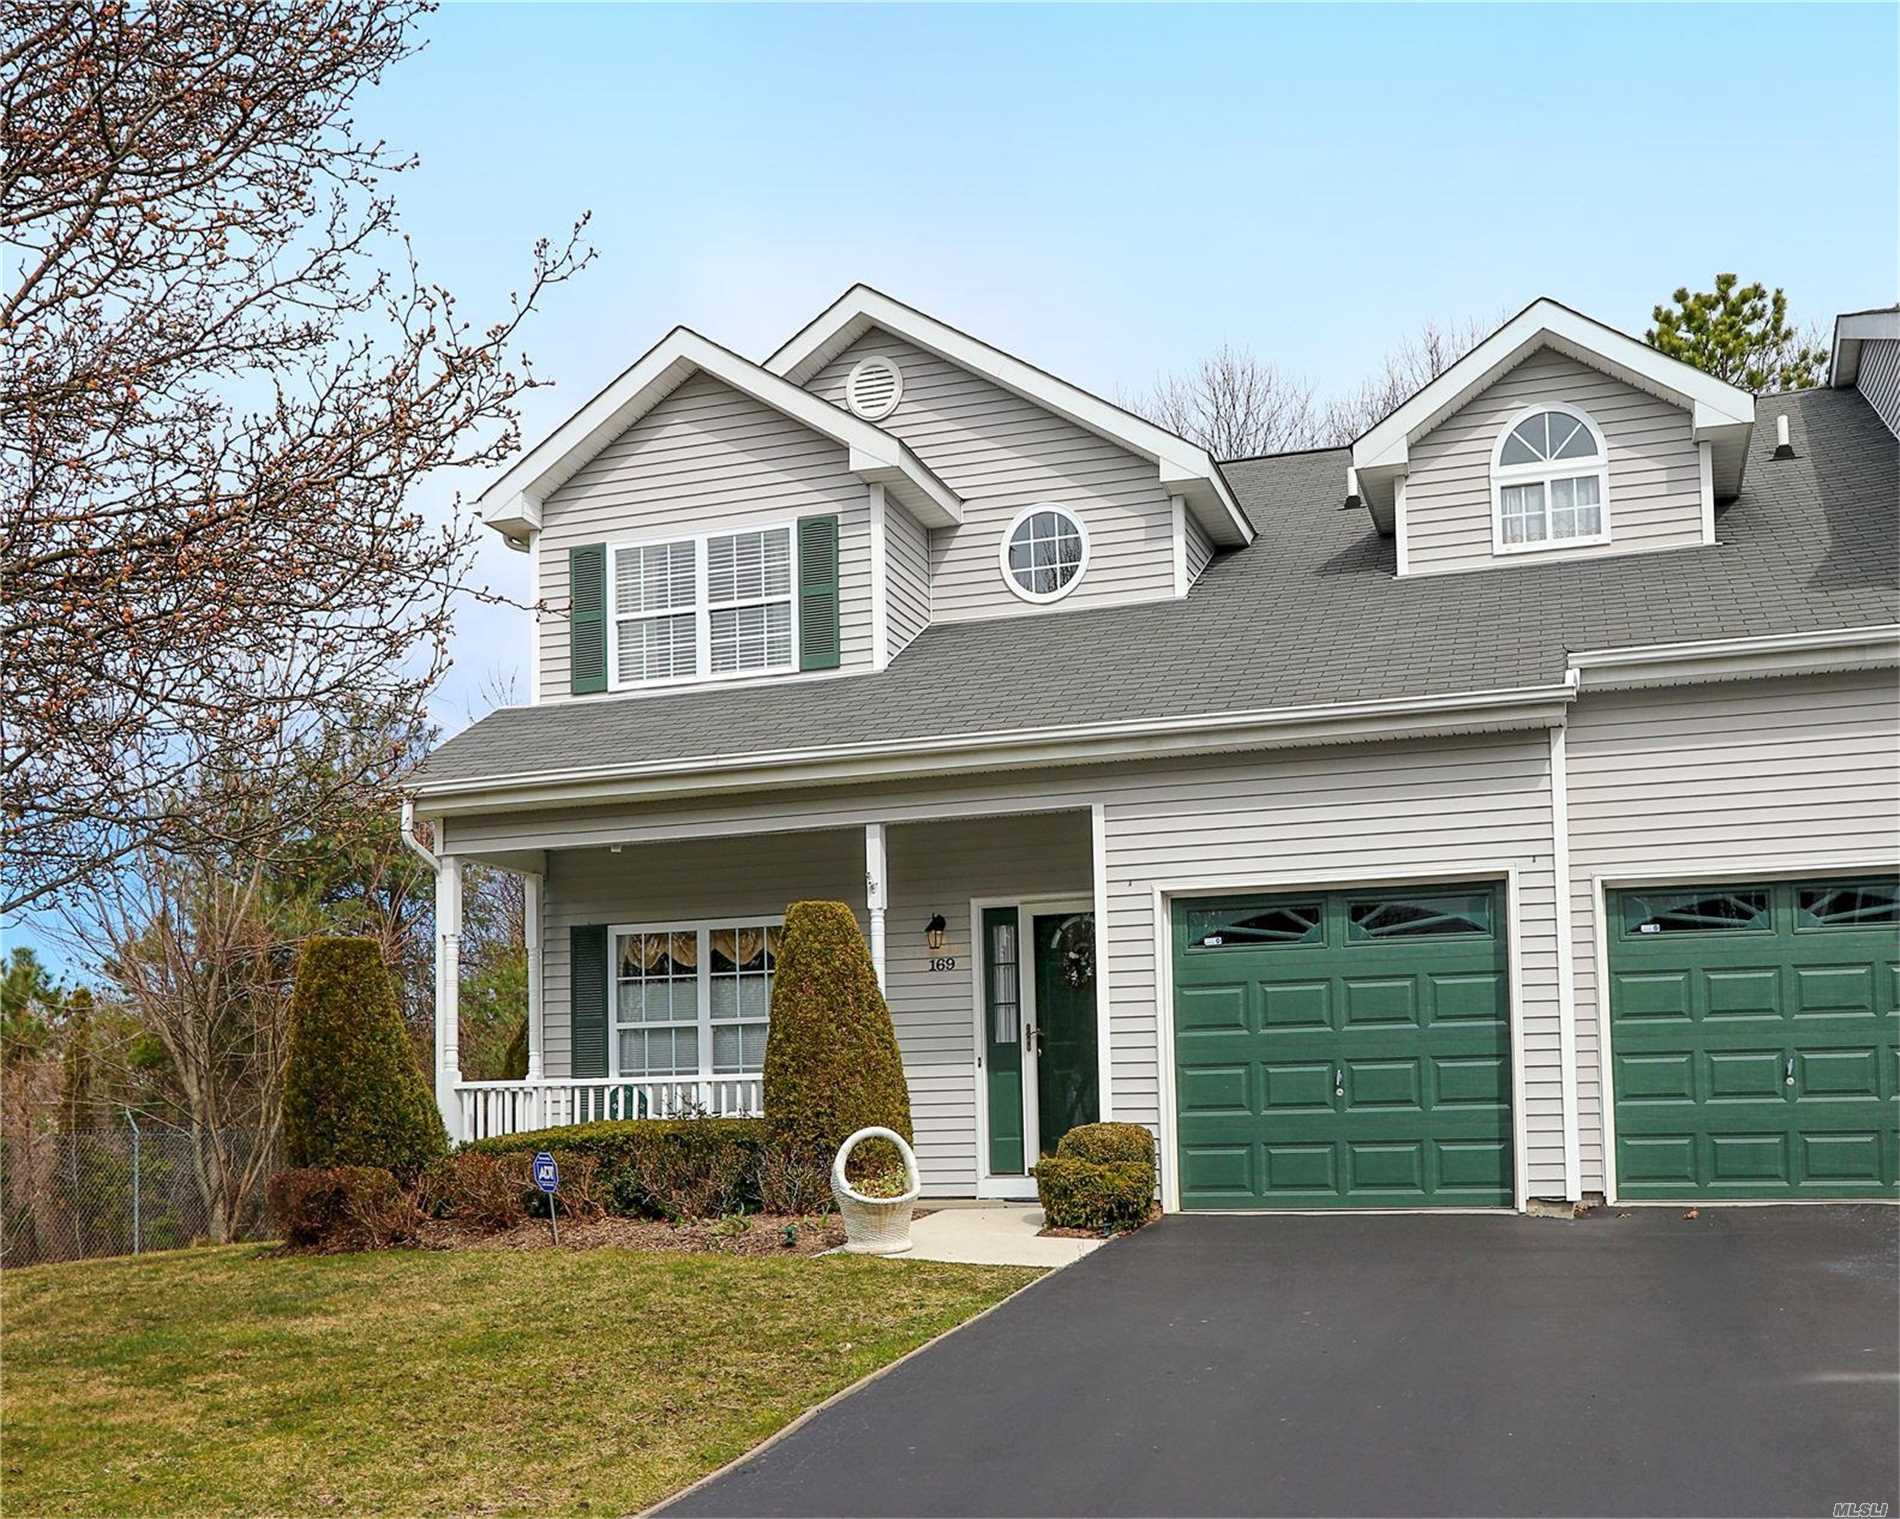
[761,901,912,1169]
[283,937,447,1177]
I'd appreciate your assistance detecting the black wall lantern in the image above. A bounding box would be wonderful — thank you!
[924,913,947,952]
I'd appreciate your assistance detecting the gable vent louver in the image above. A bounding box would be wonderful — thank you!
[844,354,903,421]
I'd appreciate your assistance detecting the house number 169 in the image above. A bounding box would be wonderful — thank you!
[927,955,957,973]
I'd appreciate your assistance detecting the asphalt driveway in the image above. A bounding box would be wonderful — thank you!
[662,1206,1899,1518]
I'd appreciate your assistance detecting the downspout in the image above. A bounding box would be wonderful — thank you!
[399,797,439,872]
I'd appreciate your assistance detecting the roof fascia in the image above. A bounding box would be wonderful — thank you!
[1829,309,1900,388]
[1570,625,1900,691]
[1351,299,1758,524]
[475,327,962,539]
[766,285,1254,547]
[411,681,1574,815]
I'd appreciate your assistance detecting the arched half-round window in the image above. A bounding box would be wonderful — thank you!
[1490,404,1611,553]
[999,504,1089,604]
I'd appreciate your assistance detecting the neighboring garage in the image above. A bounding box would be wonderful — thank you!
[1171,885,1513,1209]
[1608,875,1900,1200]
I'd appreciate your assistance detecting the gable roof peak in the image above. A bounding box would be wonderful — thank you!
[474,322,961,546]
[768,283,1254,548]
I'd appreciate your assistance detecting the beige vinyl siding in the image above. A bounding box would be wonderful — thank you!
[535,372,871,699]
[1185,508,1215,586]
[1564,670,1900,1193]
[1855,338,1900,437]
[1404,348,1705,577]
[536,814,1089,1196]
[451,727,1570,1201]
[886,498,931,657]
[806,330,1178,620]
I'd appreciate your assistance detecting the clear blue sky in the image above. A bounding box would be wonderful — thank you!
[378,1,1897,730]
[9,2,1896,975]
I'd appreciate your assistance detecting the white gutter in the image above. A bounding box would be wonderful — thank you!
[1569,625,1900,691]
[413,680,1579,815]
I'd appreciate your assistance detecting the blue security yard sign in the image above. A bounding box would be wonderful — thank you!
[533,1151,561,1243]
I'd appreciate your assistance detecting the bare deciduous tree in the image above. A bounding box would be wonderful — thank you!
[66,844,311,1241]
[1129,344,1322,459]
[0,0,592,915]
[1318,315,1496,444]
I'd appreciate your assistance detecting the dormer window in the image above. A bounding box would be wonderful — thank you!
[1491,405,1610,554]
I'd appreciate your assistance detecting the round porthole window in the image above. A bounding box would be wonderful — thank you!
[999,504,1089,604]
[844,355,903,421]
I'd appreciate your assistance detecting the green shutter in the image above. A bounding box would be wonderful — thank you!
[569,545,607,695]
[797,515,841,671]
[569,924,609,1078]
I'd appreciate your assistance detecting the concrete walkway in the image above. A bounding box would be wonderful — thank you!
[900,1203,1104,1267]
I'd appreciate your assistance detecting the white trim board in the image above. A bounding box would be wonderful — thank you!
[414,681,1578,815]
[1569,625,1900,691]
[1351,297,1756,528]
[475,326,961,543]
[766,283,1254,549]
[1589,849,1900,1206]
[1149,863,1533,1215]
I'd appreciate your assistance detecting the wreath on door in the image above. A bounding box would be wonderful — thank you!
[1049,914,1095,989]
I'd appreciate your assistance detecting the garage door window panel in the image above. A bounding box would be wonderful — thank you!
[1186,902,1322,950]
[1623,889,1770,936]
[1347,892,1494,941]
[1796,881,1900,930]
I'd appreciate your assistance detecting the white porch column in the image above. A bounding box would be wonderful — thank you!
[864,822,888,990]
[523,871,545,1084]
[433,854,464,1139]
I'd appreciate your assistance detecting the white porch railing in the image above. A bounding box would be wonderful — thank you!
[454,1077,764,1143]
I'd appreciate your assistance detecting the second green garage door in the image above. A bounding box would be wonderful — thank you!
[1171,885,1513,1209]
[1609,876,1900,1201]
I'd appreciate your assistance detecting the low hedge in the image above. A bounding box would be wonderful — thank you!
[466,1118,769,1221]
[1035,1123,1157,1233]
[267,1166,421,1251]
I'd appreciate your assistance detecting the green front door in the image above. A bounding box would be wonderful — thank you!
[982,906,1099,1177]
[1609,876,1900,1200]
[1032,912,1098,1156]
[1171,886,1514,1209]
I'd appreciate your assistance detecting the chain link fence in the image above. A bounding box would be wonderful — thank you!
[1,1121,277,1269]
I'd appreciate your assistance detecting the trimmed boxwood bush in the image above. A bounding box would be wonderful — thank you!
[1036,1122,1157,1232]
[1035,1157,1155,1233]
[1056,1122,1157,1168]
[761,901,911,1177]
[468,1118,766,1220]
[283,937,446,1177]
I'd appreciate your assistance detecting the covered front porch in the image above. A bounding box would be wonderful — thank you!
[424,807,1106,1198]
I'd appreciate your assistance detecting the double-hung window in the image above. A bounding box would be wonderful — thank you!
[612,920,780,1080]
[1490,405,1611,554]
[610,525,795,688]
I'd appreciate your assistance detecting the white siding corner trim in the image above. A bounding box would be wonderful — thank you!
[1549,725,1582,1200]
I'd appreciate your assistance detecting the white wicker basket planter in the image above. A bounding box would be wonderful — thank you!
[831,1126,920,1255]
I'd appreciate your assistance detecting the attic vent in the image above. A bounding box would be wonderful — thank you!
[845,355,903,421]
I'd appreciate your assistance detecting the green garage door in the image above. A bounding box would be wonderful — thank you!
[1171,886,1513,1209]
[1609,876,1900,1201]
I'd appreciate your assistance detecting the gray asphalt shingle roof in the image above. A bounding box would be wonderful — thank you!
[416,387,1897,791]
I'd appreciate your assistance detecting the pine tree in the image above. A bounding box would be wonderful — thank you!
[1646,274,1828,394]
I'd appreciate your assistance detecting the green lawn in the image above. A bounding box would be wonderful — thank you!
[1,1245,1041,1517]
